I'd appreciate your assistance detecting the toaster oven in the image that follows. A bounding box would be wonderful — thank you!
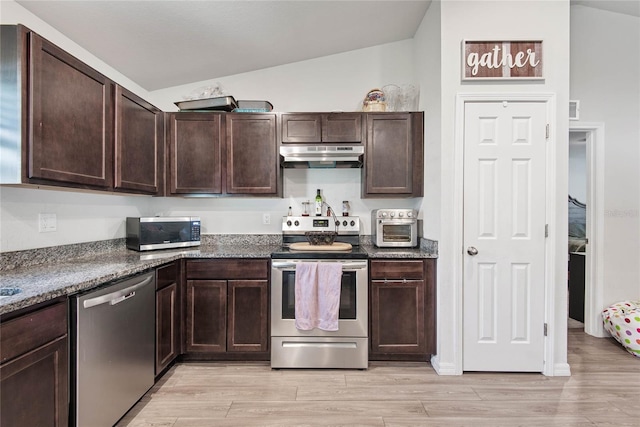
[371,209,418,248]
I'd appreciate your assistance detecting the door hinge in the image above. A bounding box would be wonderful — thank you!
[545,224,549,237]
[545,124,550,139]
[544,323,548,336]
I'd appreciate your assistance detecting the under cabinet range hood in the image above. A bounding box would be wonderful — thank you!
[279,145,364,168]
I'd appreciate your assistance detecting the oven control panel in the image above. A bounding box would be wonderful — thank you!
[372,208,416,219]
[282,216,360,235]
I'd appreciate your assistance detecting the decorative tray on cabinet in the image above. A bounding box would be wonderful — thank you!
[174,96,238,111]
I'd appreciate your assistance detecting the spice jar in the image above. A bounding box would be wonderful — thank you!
[342,201,350,216]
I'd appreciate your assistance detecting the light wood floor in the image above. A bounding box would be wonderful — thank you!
[117,329,640,426]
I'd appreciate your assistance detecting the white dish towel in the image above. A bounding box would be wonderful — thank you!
[294,262,342,331]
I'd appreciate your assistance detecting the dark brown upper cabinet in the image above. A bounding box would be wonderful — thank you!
[280,113,363,143]
[2,25,165,196]
[27,29,114,189]
[168,112,280,196]
[167,112,223,195]
[362,112,424,197]
[114,85,164,195]
[226,113,279,195]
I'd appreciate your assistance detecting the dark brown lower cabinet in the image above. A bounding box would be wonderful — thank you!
[156,261,181,375]
[369,259,436,361]
[184,259,269,360]
[227,280,269,352]
[0,300,68,427]
[185,279,227,353]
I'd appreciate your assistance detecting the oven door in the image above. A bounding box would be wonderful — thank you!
[270,259,368,337]
[376,219,417,247]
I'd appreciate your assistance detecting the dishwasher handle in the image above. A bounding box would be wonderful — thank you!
[83,275,153,309]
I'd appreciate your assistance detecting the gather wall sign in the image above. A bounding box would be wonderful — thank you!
[462,40,544,81]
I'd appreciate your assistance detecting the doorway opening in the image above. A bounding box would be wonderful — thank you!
[568,124,606,338]
[568,131,587,329]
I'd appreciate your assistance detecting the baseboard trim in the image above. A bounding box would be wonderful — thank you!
[551,362,572,377]
[430,355,461,375]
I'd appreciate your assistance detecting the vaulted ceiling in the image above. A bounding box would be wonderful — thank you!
[15,1,639,91]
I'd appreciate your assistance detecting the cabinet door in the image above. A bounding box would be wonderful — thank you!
[0,300,68,427]
[168,113,223,194]
[322,113,362,142]
[281,113,321,143]
[226,114,278,194]
[28,31,114,188]
[0,336,68,427]
[156,282,179,374]
[185,280,227,353]
[363,112,424,197]
[114,85,163,195]
[227,280,269,352]
[281,113,362,143]
[370,279,426,355]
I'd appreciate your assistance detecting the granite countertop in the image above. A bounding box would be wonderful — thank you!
[1,237,436,316]
[362,244,437,259]
[0,243,280,315]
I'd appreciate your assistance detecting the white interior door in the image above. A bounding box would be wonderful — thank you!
[463,101,547,372]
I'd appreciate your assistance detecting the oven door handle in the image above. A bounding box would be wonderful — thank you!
[378,219,417,225]
[271,261,368,271]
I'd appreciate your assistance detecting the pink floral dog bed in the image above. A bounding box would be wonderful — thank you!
[602,301,640,357]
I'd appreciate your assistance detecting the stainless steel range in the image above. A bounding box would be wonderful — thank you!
[270,216,368,369]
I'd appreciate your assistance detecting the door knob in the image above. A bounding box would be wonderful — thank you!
[467,246,479,256]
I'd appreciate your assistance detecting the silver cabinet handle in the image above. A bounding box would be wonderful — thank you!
[467,246,479,256]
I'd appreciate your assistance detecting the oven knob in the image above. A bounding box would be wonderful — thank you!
[335,220,340,227]
[286,220,292,226]
[294,220,299,226]
[380,212,387,218]
[398,212,404,218]
[407,211,413,218]
[390,212,396,218]
[350,220,355,227]
[342,220,348,227]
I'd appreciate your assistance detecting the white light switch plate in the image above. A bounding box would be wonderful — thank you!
[39,213,57,232]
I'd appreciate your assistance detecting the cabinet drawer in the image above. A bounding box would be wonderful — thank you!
[186,259,269,279]
[157,261,179,290]
[370,260,424,280]
[1,301,67,363]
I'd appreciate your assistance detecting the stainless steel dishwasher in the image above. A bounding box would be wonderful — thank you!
[71,271,155,427]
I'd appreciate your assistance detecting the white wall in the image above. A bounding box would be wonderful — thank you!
[0,0,421,252]
[570,5,640,304]
[414,0,442,241]
[569,136,587,203]
[416,0,571,374]
[0,187,153,250]
[148,40,416,113]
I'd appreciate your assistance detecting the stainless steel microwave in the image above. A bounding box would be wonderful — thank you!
[126,217,201,251]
